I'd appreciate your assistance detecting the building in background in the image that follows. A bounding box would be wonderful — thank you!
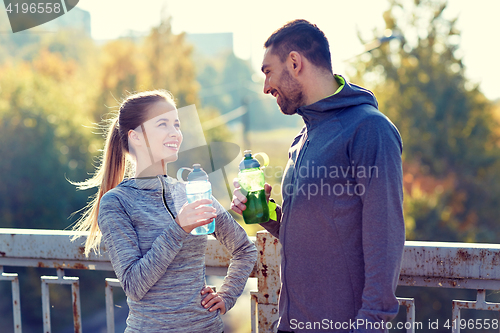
[186,32,233,58]
[41,7,91,36]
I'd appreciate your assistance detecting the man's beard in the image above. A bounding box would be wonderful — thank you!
[276,68,305,115]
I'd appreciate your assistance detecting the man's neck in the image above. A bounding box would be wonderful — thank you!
[304,72,339,106]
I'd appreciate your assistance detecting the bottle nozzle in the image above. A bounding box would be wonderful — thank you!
[187,164,209,181]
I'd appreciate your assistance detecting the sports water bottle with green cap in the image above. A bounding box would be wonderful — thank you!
[238,150,270,224]
[177,164,215,235]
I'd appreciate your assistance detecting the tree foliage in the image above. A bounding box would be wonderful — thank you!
[351,0,500,243]
[0,61,94,230]
[0,52,98,333]
[92,18,200,119]
[349,1,500,331]
[196,51,300,133]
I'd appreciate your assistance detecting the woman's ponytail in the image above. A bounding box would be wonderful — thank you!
[72,117,128,256]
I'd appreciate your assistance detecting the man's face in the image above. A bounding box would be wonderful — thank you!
[261,46,305,115]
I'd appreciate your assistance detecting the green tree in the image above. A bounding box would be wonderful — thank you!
[351,0,500,243]
[92,17,226,139]
[0,55,98,332]
[349,1,500,331]
[92,38,146,120]
[143,16,199,107]
[0,62,95,229]
[196,51,299,133]
[140,17,236,153]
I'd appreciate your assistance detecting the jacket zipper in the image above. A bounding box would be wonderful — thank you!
[281,132,309,328]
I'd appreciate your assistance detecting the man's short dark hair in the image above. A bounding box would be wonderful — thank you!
[264,19,332,73]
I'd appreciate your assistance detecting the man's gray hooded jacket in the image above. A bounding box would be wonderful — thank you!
[262,75,405,333]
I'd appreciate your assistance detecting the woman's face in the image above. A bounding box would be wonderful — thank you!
[132,100,183,166]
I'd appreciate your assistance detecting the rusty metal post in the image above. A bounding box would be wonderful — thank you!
[0,266,22,333]
[451,294,463,333]
[105,278,121,333]
[71,279,82,333]
[41,276,51,333]
[250,292,258,332]
[452,289,500,333]
[251,231,281,333]
[398,298,415,333]
[41,268,82,333]
[11,272,22,333]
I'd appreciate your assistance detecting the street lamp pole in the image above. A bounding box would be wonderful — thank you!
[343,29,403,62]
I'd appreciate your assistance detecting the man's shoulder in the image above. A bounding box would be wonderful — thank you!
[343,102,382,119]
[337,104,392,130]
[337,106,402,149]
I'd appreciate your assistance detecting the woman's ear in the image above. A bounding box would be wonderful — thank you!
[128,129,142,148]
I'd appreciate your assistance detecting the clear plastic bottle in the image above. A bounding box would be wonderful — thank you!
[238,150,270,224]
[177,164,215,235]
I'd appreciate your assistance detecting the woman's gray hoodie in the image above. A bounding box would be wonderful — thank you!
[98,176,257,332]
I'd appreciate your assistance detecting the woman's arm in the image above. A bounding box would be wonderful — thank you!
[212,197,258,312]
[98,191,190,302]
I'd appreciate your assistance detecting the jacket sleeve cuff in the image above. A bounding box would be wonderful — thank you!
[268,198,278,221]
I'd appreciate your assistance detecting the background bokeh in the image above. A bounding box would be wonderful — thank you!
[1,0,500,332]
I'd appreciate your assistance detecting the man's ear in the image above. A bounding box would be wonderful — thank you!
[288,51,303,76]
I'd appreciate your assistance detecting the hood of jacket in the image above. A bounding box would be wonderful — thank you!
[296,75,379,129]
[117,176,179,191]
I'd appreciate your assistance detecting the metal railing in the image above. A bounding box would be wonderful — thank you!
[1,228,500,333]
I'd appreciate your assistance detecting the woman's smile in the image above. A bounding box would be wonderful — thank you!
[164,141,179,150]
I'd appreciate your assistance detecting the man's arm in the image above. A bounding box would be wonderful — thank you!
[231,180,282,239]
[350,114,406,332]
[257,198,281,239]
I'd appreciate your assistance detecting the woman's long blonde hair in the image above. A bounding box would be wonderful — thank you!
[72,90,175,256]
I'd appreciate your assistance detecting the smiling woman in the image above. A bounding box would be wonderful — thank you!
[128,100,183,177]
[71,89,257,332]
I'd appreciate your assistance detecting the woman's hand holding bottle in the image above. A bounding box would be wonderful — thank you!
[175,199,216,233]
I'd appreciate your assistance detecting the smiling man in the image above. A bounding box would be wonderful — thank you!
[232,19,405,333]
